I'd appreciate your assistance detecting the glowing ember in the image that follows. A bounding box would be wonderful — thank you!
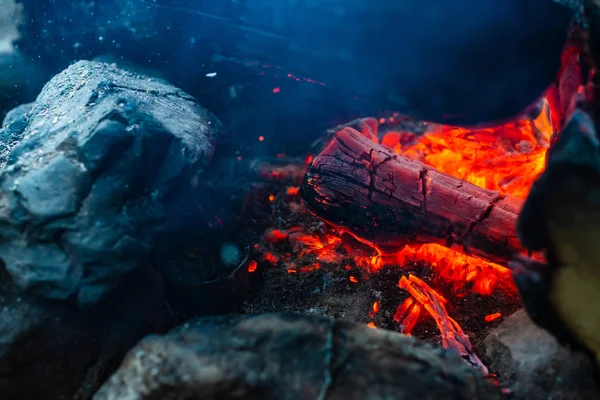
[248,260,258,273]
[388,243,515,296]
[378,99,553,200]
[263,252,279,264]
[286,186,299,196]
[369,301,380,319]
[393,297,422,335]
[485,312,502,323]
[399,275,487,374]
[264,229,289,243]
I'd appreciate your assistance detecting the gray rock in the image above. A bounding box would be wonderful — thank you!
[0,265,169,400]
[482,309,599,400]
[95,313,503,400]
[0,60,220,305]
[2,102,34,127]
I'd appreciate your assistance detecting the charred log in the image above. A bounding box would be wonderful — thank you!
[300,127,525,265]
[95,313,503,400]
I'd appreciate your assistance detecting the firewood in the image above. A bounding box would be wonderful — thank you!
[300,127,526,266]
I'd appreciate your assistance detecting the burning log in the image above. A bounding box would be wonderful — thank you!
[300,127,526,266]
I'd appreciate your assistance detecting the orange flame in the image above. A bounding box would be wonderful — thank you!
[380,99,553,200]
[388,243,515,295]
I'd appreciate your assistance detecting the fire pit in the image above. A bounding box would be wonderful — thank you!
[2,1,600,399]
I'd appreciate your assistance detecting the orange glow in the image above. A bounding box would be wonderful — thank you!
[379,99,553,200]
[399,275,487,373]
[268,194,275,202]
[349,276,359,283]
[389,243,515,295]
[393,298,422,336]
[259,135,265,141]
[263,252,279,264]
[286,186,299,196]
[300,263,321,273]
[369,255,384,272]
[369,301,380,319]
[485,312,502,323]
[264,229,289,243]
[248,260,258,273]
[367,322,377,329]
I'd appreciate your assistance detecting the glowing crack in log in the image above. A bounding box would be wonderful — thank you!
[300,126,526,266]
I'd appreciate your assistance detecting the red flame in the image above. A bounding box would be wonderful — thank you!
[378,100,552,200]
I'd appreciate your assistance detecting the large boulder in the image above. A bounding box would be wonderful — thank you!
[0,60,220,306]
[95,313,503,400]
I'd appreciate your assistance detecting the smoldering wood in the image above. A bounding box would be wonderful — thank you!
[95,313,504,400]
[399,275,487,374]
[300,127,526,265]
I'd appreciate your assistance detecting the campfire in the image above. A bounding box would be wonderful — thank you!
[6,1,600,398]
[240,46,581,377]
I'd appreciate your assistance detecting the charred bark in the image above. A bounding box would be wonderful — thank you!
[300,127,526,265]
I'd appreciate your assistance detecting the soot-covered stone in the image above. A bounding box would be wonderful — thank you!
[482,309,600,400]
[95,313,503,400]
[0,265,170,400]
[0,60,220,306]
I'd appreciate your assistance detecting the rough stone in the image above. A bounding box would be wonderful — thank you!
[95,313,503,400]
[2,102,34,127]
[482,309,599,399]
[0,60,220,306]
[0,265,170,400]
